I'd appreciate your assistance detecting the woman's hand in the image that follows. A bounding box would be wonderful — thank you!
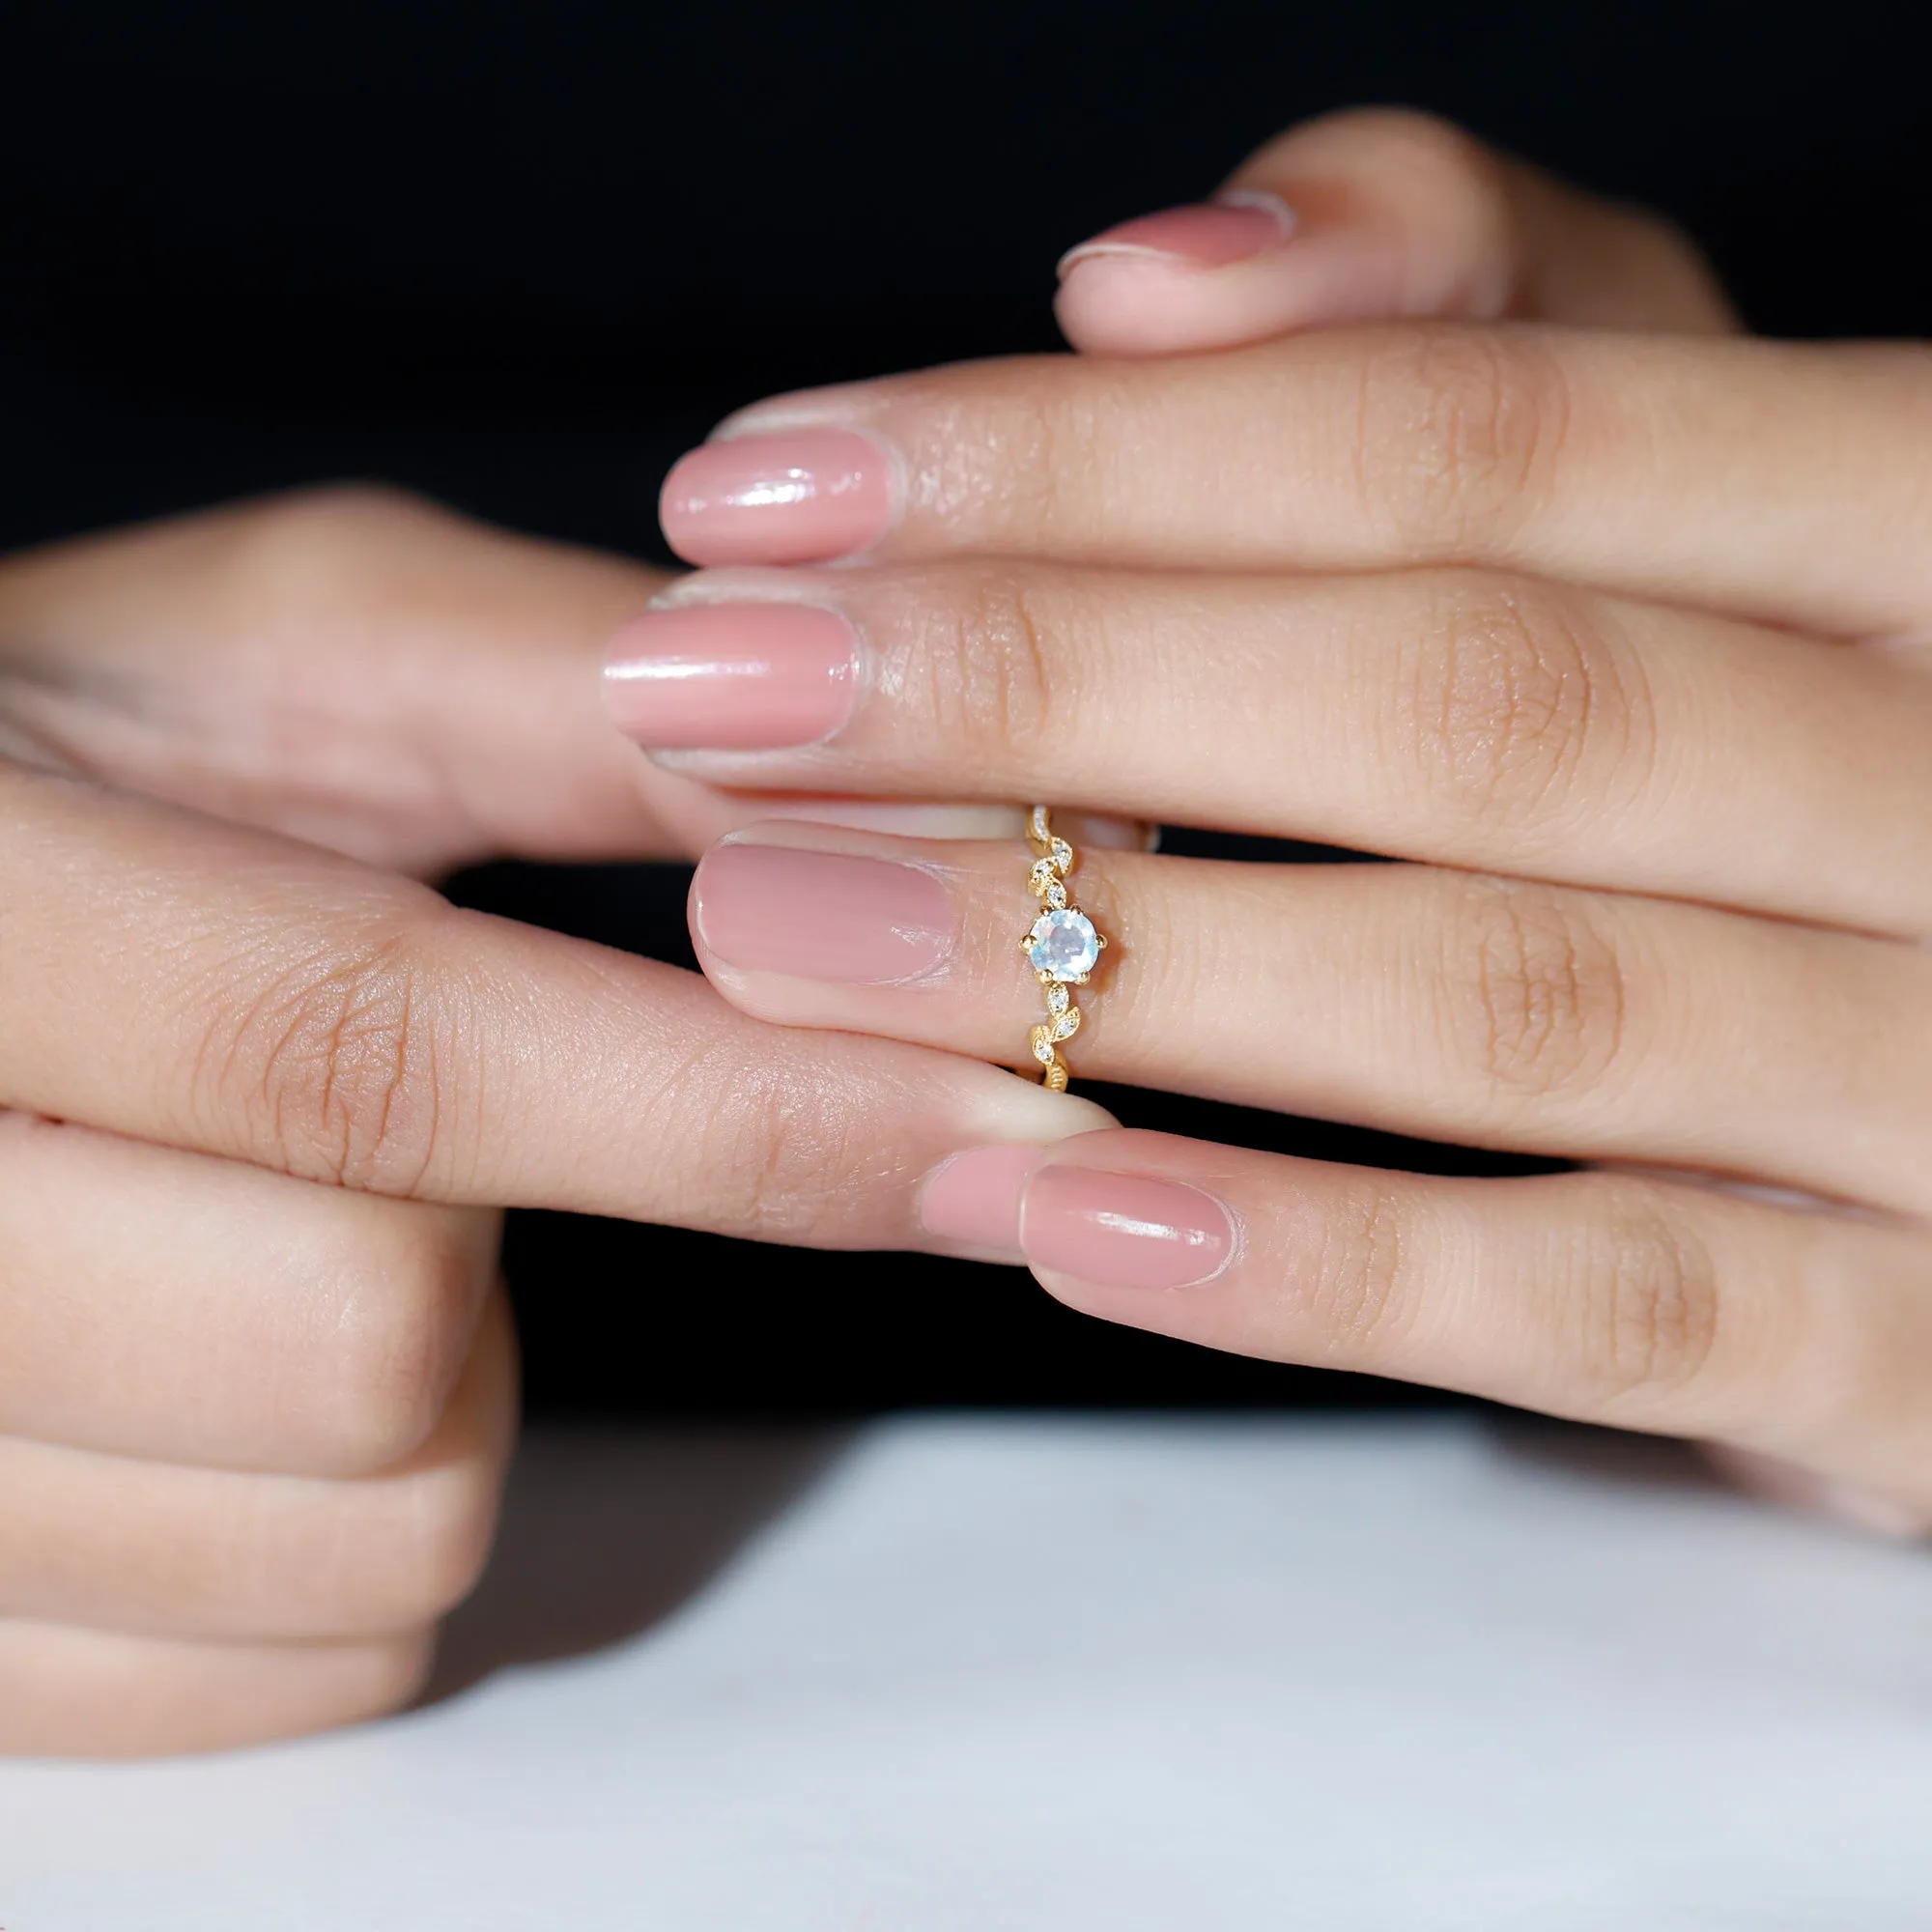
[604,123,1932,1534]
[0,490,1108,1756]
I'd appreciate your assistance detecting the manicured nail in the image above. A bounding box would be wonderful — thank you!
[921,1145,1039,1253]
[692,840,956,984]
[661,429,897,566]
[1020,1167,1236,1289]
[1058,190,1295,278]
[603,603,859,751]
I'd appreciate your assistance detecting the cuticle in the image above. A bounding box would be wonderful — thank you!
[1211,185,1299,236]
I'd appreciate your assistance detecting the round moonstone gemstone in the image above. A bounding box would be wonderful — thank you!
[1029,908,1100,980]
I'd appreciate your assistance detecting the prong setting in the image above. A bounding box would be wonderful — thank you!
[1020,809,1108,1090]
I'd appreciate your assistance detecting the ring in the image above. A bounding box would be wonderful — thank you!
[1019,805,1108,1092]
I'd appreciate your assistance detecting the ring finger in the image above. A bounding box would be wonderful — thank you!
[688,825,1932,1216]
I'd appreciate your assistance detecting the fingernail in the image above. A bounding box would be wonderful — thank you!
[660,429,898,566]
[922,1145,1038,1253]
[692,840,956,984]
[603,603,859,751]
[1058,190,1295,278]
[1021,1167,1236,1289]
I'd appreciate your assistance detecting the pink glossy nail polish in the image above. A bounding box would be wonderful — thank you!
[603,603,858,750]
[692,841,956,984]
[1021,1167,1236,1289]
[660,429,897,566]
[1058,191,1295,277]
[921,1145,1039,1252]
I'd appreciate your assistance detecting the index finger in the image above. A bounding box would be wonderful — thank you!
[663,327,1932,639]
[0,766,1104,1245]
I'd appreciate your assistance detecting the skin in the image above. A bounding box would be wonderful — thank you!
[5,107,1903,1759]
[639,112,1932,1536]
[0,491,1111,1757]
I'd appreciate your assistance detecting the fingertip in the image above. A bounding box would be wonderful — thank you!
[1054,212,1403,356]
[1056,193,1296,279]
[1054,253,1252,356]
[1053,193,1308,357]
[657,429,898,567]
[1054,109,1529,357]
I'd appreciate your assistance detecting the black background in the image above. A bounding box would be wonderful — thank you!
[3,0,1925,1414]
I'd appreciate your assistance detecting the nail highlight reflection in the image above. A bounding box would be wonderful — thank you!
[692,840,957,984]
[660,429,896,565]
[602,602,859,750]
[1021,1167,1236,1289]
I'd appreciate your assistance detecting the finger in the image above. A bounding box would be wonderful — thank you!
[689,827,1932,1217]
[0,488,1063,873]
[980,1128,1932,1520]
[663,328,1932,640]
[608,563,1932,939]
[0,1111,500,1474]
[0,488,686,870]
[0,1621,435,1758]
[0,1288,513,1641]
[1056,108,1736,355]
[0,765,1109,1237]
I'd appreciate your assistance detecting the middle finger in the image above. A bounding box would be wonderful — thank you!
[607,561,1932,939]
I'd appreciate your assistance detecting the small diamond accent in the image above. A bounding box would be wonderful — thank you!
[1021,806,1106,1092]
[1029,909,1100,980]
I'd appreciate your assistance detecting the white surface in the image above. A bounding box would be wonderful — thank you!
[5,1414,1932,1928]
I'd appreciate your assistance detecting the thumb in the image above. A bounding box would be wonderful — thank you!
[1055,107,1737,356]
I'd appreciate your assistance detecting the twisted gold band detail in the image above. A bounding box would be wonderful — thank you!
[1019,806,1107,1093]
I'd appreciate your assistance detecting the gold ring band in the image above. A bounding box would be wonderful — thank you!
[1019,806,1107,1092]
